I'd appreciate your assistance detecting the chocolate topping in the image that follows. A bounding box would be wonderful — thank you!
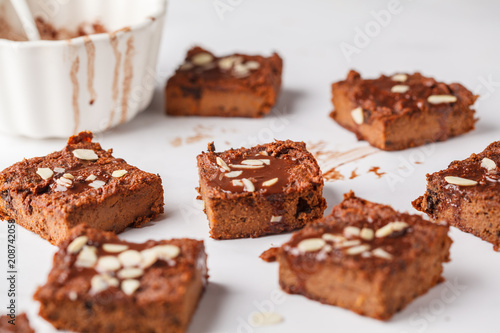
[344,70,478,123]
[278,191,450,270]
[207,154,298,195]
[440,153,500,190]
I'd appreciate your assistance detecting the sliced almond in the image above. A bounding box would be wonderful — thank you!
[322,233,345,243]
[68,291,77,301]
[216,157,231,171]
[117,267,144,279]
[90,275,109,294]
[56,177,72,187]
[241,159,265,166]
[102,243,129,253]
[89,180,106,189]
[375,221,409,238]
[36,168,53,180]
[262,178,279,187]
[297,238,325,252]
[191,52,214,66]
[427,95,457,104]
[372,248,393,260]
[444,176,478,186]
[241,178,255,192]
[232,63,250,78]
[102,274,119,287]
[391,85,409,93]
[229,164,264,169]
[218,56,243,70]
[481,157,496,171]
[344,226,361,238]
[231,179,243,186]
[96,256,122,272]
[140,248,158,269]
[121,279,141,295]
[259,151,269,156]
[85,174,97,181]
[62,173,75,180]
[270,215,282,223]
[346,244,370,255]
[118,250,142,268]
[90,274,119,294]
[250,312,283,327]
[224,170,243,178]
[112,170,128,178]
[351,107,364,125]
[72,149,98,161]
[375,222,400,238]
[245,61,260,70]
[53,167,65,173]
[154,244,181,260]
[75,246,98,268]
[67,236,88,254]
[391,73,408,82]
[360,228,374,241]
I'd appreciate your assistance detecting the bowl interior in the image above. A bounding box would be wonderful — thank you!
[0,0,166,40]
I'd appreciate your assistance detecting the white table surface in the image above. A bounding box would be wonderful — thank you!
[1,0,500,332]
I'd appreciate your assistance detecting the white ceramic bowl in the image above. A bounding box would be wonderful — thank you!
[0,0,166,138]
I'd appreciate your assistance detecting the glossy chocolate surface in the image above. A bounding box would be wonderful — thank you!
[207,154,298,195]
[340,70,477,121]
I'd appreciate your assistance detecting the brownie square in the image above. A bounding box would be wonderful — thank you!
[0,131,164,245]
[197,141,326,239]
[413,141,500,251]
[166,46,282,118]
[261,191,451,320]
[34,225,208,333]
[330,70,478,151]
[0,313,35,333]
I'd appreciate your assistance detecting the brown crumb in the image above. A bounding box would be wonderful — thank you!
[368,166,386,178]
[349,168,359,179]
[323,167,345,182]
[170,137,182,147]
[260,247,279,262]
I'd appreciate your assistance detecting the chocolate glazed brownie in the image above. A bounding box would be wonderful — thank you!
[413,141,500,250]
[0,131,164,244]
[34,225,208,333]
[330,70,478,150]
[166,46,283,117]
[0,313,35,333]
[197,141,326,239]
[262,192,452,320]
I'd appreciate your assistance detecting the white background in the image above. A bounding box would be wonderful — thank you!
[1,0,500,332]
